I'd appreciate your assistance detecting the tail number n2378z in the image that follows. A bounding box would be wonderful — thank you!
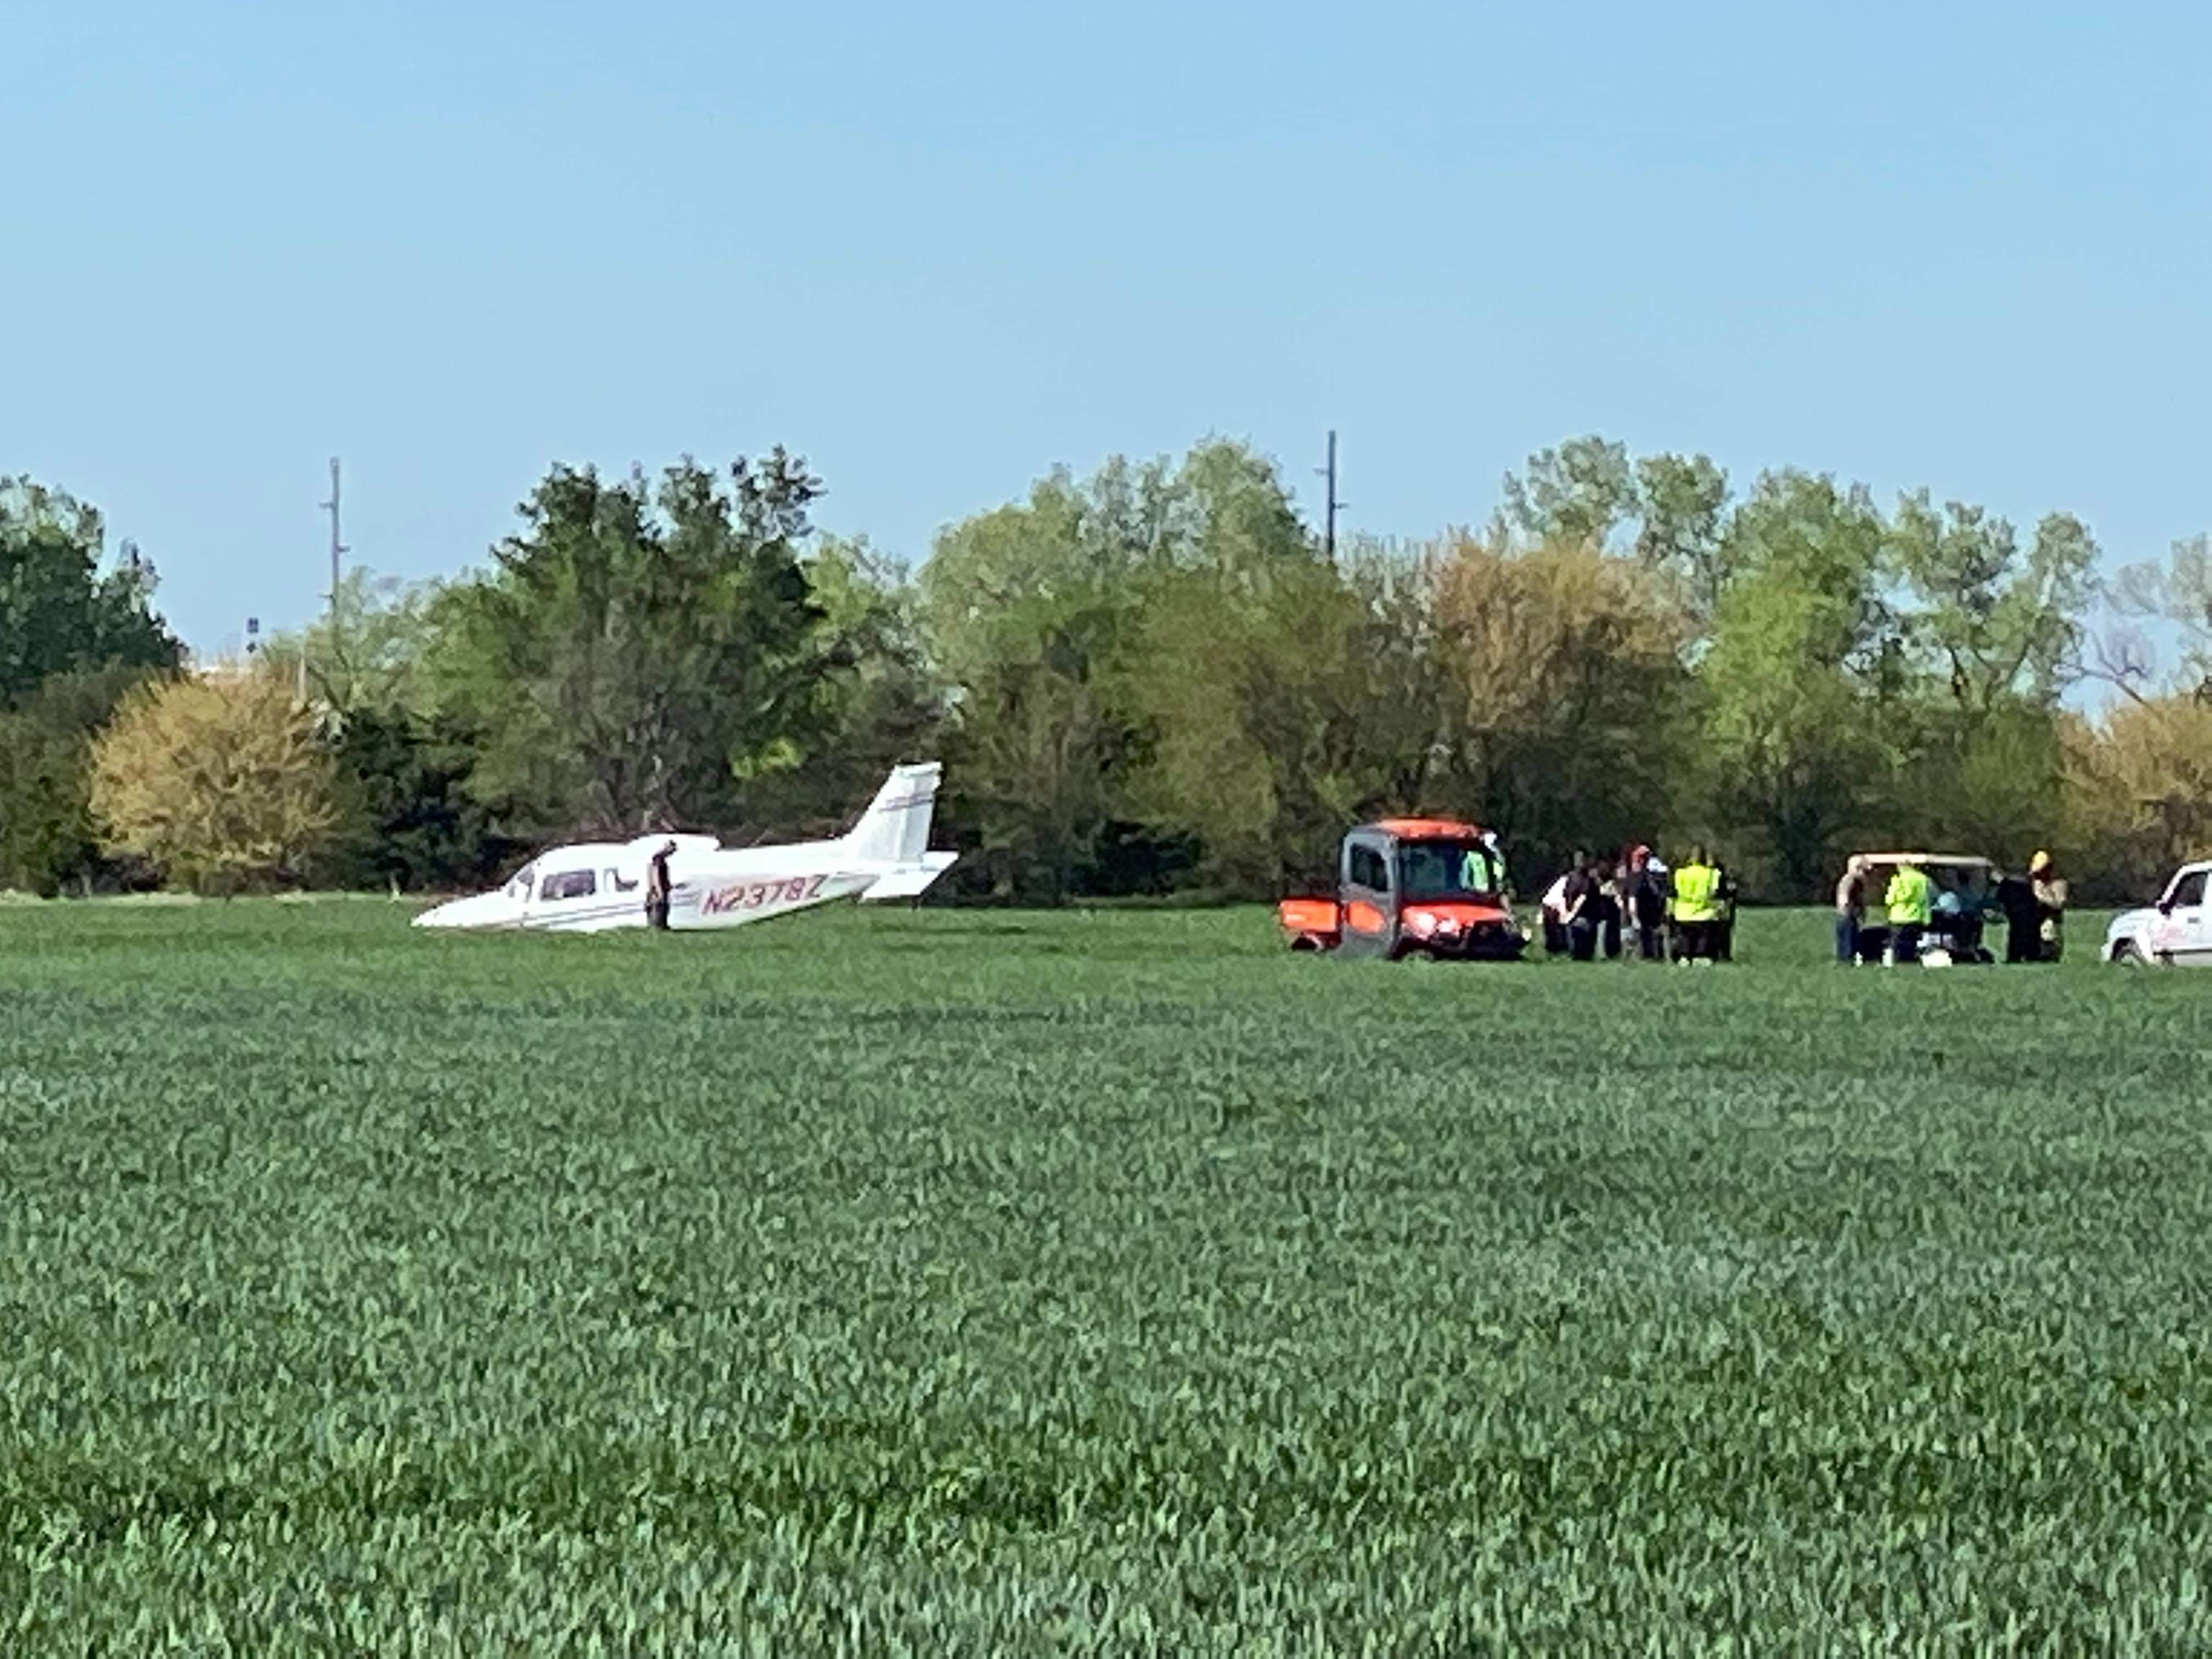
[700,875,826,917]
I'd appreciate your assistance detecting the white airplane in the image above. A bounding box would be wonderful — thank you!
[411,761,958,933]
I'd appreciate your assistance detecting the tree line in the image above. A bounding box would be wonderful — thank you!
[4,438,2210,906]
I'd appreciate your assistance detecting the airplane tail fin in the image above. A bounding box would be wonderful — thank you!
[842,761,945,869]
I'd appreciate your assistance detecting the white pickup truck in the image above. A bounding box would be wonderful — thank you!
[2104,862,2212,964]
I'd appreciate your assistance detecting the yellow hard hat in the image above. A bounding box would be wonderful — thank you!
[2029,849,2053,874]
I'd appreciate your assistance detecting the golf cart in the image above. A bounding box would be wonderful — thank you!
[1849,853,2000,965]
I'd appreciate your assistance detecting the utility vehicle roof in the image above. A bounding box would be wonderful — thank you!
[1362,818,1487,841]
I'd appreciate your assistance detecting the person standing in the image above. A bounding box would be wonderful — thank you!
[1562,853,1600,961]
[1883,858,1933,965]
[1670,847,1722,963]
[645,839,676,931]
[1597,857,1626,960]
[1835,855,1869,964]
[1637,858,1663,960]
[1712,862,1740,962]
[1459,842,1492,896]
[1539,871,1571,956]
[1629,846,1669,961]
[1996,865,2040,963]
[1481,831,1510,905]
[2030,850,2069,962]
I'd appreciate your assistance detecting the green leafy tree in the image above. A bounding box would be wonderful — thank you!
[0,663,162,894]
[1872,496,2095,859]
[1696,471,1898,894]
[732,535,948,840]
[0,477,180,703]
[1886,494,2097,716]
[921,446,1272,900]
[0,478,182,893]
[262,567,443,714]
[1117,559,1390,895]
[324,706,526,893]
[425,453,831,835]
[1499,436,1637,550]
[1633,452,1734,622]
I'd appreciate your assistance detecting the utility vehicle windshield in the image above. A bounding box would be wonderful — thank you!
[1397,839,1498,900]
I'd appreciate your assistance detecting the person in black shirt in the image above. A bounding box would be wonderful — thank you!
[645,840,676,931]
[1561,854,1600,962]
[1630,847,1669,961]
[1712,864,1739,962]
[1995,867,2039,963]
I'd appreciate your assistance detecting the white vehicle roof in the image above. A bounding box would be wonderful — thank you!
[1854,853,1995,870]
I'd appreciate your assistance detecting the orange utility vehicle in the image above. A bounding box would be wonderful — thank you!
[1277,818,1526,961]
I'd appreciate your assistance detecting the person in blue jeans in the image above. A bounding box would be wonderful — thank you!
[1833,855,1868,964]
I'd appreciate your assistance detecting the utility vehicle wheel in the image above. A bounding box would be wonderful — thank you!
[2111,940,2143,966]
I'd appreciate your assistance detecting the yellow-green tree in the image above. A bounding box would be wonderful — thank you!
[90,673,341,892]
[2062,696,2212,902]
[1427,532,1693,880]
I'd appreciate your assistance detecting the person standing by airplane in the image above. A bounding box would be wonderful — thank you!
[645,840,676,931]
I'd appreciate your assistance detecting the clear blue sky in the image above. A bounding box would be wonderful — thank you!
[9,1,2207,654]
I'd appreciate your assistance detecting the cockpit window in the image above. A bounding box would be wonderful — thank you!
[504,862,538,901]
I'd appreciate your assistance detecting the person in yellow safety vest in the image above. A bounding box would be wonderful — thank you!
[1884,859,1933,965]
[1459,844,1491,895]
[1669,847,1723,963]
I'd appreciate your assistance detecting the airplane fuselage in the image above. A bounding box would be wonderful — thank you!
[411,763,957,934]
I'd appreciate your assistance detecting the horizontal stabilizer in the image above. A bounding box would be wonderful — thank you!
[860,851,958,902]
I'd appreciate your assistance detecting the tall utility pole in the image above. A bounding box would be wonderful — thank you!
[313,456,348,703]
[320,456,347,627]
[1317,430,1345,559]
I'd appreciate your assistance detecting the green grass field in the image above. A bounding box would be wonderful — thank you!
[6,900,2211,1650]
